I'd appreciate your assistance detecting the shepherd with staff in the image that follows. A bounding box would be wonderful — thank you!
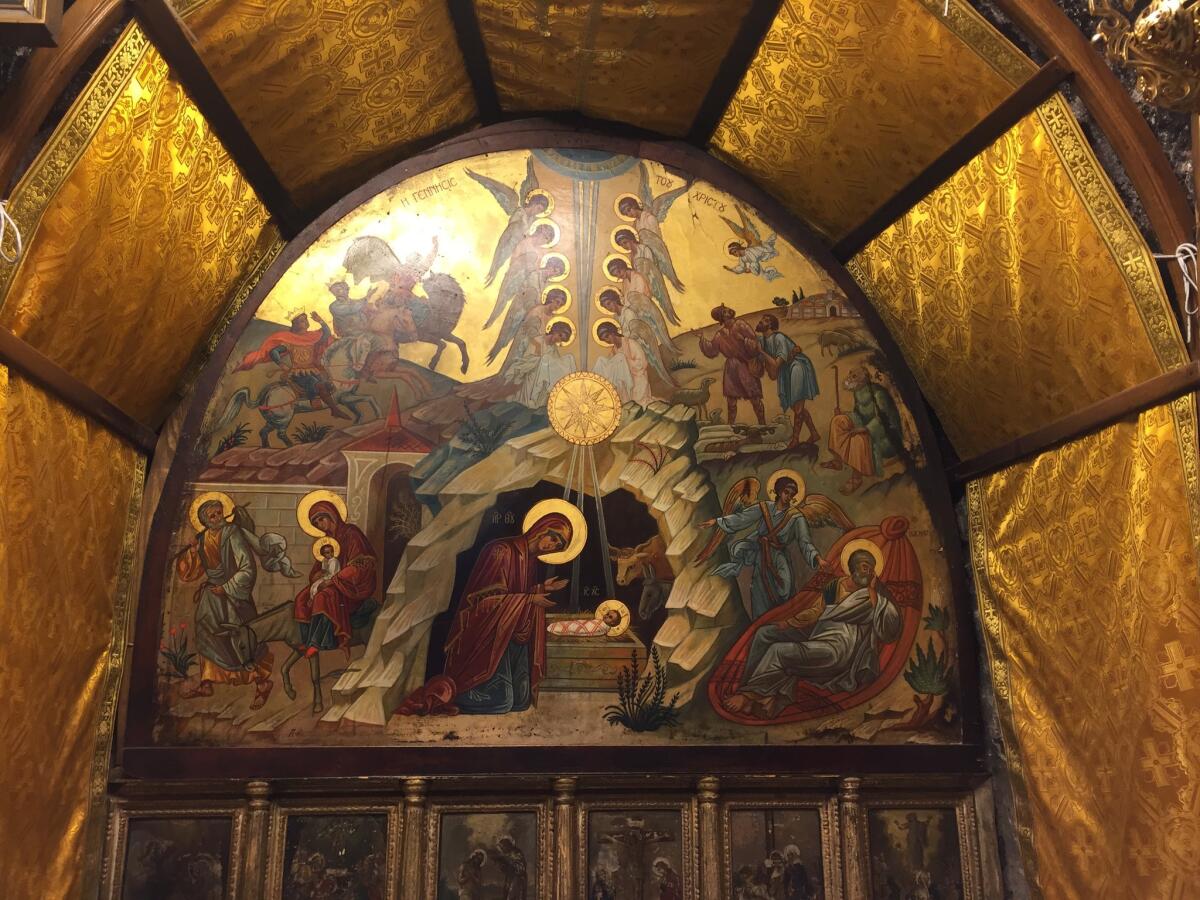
[821,363,903,494]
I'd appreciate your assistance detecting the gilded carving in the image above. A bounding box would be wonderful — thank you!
[969,396,1200,898]
[850,95,1186,459]
[178,0,477,206]
[711,0,1031,240]
[1091,0,1200,111]
[0,24,280,423]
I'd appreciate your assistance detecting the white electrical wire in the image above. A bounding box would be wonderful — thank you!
[1154,243,1198,345]
[0,200,22,265]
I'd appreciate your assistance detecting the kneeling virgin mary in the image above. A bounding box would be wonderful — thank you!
[397,500,586,716]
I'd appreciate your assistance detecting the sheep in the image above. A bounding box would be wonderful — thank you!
[669,377,716,419]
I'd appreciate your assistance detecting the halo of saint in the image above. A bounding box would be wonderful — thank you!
[522,498,587,564]
[297,490,348,537]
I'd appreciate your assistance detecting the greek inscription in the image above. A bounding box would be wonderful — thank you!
[410,176,458,203]
[691,191,727,213]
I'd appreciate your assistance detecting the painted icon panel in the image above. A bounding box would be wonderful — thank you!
[585,808,689,900]
[143,148,963,751]
[728,808,826,899]
[280,814,389,900]
[120,817,232,900]
[866,808,963,900]
[433,810,541,900]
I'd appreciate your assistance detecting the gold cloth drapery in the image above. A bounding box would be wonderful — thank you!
[0,24,281,425]
[0,368,143,900]
[712,0,1029,240]
[476,0,752,136]
[969,397,1200,898]
[850,95,1186,459]
[177,0,476,207]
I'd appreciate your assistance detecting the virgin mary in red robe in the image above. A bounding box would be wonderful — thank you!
[708,516,923,724]
[293,500,377,654]
[396,511,572,717]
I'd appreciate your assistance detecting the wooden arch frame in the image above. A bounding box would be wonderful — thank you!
[119,125,984,780]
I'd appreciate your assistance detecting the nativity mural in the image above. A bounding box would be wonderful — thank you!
[144,148,961,750]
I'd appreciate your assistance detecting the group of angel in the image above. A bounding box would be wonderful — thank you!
[460,157,693,409]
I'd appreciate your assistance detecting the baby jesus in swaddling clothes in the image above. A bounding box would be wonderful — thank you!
[308,537,340,597]
[547,599,630,638]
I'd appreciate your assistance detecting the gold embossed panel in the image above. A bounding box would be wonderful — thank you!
[477,0,753,135]
[712,0,1033,240]
[176,0,477,207]
[850,95,1186,459]
[0,368,143,900]
[0,24,282,424]
[969,398,1200,897]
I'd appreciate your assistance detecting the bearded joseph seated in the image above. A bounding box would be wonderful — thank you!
[709,518,921,723]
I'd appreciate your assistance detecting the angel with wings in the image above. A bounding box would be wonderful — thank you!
[602,259,680,359]
[596,287,677,399]
[616,163,691,318]
[697,471,852,619]
[466,155,551,288]
[613,226,682,327]
[482,223,564,363]
[722,204,783,282]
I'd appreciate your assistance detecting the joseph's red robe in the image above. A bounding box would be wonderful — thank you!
[397,528,556,716]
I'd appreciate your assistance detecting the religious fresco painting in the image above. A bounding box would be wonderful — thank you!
[585,810,686,900]
[145,148,961,749]
[728,808,825,899]
[866,808,964,900]
[120,817,231,900]
[433,811,540,900]
[281,815,388,900]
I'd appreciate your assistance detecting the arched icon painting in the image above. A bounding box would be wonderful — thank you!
[148,149,961,748]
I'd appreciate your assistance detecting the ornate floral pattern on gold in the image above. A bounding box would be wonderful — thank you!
[476,0,753,136]
[849,95,1187,459]
[969,396,1200,898]
[0,24,281,424]
[0,368,144,900]
[177,0,476,206]
[711,0,1033,241]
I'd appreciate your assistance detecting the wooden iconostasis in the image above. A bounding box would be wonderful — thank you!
[101,775,1003,899]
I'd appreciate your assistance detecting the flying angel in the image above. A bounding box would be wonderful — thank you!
[695,473,853,619]
[721,204,783,282]
[616,162,691,321]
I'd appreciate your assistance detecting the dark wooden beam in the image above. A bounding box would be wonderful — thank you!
[447,0,501,125]
[685,0,784,147]
[0,0,126,195]
[128,0,305,237]
[0,327,157,455]
[833,57,1071,261]
[949,362,1200,483]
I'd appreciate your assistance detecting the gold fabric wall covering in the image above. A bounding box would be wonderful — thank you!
[0,24,281,425]
[969,397,1200,898]
[0,368,144,900]
[711,0,1033,241]
[476,0,753,135]
[849,94,1186,459]
[176,0,476,207]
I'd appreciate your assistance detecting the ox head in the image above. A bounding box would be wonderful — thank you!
[216,621,260,670]
[609,545,643,586]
